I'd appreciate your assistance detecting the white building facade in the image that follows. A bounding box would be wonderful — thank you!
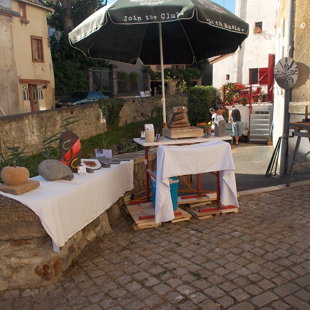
[212,0,277,91]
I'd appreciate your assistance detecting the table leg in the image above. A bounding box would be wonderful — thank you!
[197,174,201,194]
[216,171,221,207]
[144,147,151,200]
[179,176,197,193]
[288,134,301,177]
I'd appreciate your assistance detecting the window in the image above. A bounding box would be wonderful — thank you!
[22,84,29,101]
[226,74,230,81]
[31,85,44,101]
[249,68,258,84]
[37,85,44,100]
[31,36,44,62]
[254,22,262,34]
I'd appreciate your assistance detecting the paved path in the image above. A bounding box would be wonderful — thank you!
[231,143,310,191]
[1,183,310,310]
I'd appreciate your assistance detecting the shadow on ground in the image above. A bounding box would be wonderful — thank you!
[179,142,310,192]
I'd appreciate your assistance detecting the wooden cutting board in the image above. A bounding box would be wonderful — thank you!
[162,126,204,139]
[0,180,40,195]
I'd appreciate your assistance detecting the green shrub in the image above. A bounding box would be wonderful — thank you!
[187,86,217,125]
[97,98,124,130]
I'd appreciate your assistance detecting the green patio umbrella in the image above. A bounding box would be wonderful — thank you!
[69,0,249,126]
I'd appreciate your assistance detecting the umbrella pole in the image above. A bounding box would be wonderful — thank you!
[159,22,167,127]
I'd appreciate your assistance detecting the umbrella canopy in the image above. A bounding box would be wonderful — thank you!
[69,0,249,125]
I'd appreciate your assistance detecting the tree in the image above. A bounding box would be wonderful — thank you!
[40,0,109,96]
[60,0,74,32]
[42,0,106,33]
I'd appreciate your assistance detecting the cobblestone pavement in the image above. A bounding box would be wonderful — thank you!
[1,183,310,310]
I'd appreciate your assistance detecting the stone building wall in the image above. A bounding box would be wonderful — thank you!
[292,0,310,103]
[289,0,310,157]
[0,13,20,115]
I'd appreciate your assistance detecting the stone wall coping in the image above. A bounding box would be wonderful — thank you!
[114,150,156,164]
[0,104,96,122]
[289,101,310,114]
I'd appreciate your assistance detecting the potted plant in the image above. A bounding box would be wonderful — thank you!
[240,97,248,106]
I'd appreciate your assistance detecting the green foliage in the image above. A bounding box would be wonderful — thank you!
[117,72,129,82]
[0,143,27,169]
[240,97,248,106]
[72,0,105,26]
[41,0,105,32]
[0,135,43,177]
[97,98,124,130]
[165,67,201,81]
[0,116,79,177]
[117,72,128,93]
[43,0,109,96]
[0,118,161,177]
[187,86,217,125]
[39,116,79,159]
[116,72,139,93]
[129,72,138,92]
[80,120,152,157]
[146,66,160,80]
[129,72,138,82]
[221,82,236,104]
[146,66,202,91]
[51,35,109,96]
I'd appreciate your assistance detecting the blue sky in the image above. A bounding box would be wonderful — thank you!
[106,0,235,13]
[211,0,235,13]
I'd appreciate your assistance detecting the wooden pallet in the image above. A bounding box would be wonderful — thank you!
[189,205,239,220]
[126,202,160,230]
[178,192,217,206]
[126,202,192,230]
[189,201,212,208]
[171,207,192,223]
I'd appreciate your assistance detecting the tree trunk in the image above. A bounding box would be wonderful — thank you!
[61,0,74,33]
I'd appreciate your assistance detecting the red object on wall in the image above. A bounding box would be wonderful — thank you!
[258,54,275,102]
[59,130,81,173]
[267,54,275,102]
[258,68,268,85]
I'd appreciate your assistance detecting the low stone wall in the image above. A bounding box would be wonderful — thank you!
[0,191,134,292]
[0,155,153,292]
[118,94,187,126]
[0,94,187,158]
[0,105,106,158]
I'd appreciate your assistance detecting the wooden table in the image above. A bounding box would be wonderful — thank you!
[288,121,310,178]
[0,161,134,251]
[134,135,232,200]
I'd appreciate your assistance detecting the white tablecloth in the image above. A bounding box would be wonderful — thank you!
[1,161,134,249]
[155,140,238,223]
